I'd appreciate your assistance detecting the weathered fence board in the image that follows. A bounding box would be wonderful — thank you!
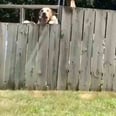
[47,25,60,89]
[0,23,7,88]
[79,9,95,90]
[114,59,116,91]
[15,24,28,89]
[68,8,84,90]
[112,13,116,91]
[36,25,50,89]
[25,24,39,89]
[102,11,116,91]
[57,7,72,90]
[0,7,116,91]
[90,10,106,91]
[4,24,17,89]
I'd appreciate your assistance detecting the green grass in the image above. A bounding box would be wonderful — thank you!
[0,91,116,116]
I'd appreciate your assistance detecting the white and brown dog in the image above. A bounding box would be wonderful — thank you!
[37,0,76,24]
[22,8,58,24]
[37,7,58,24]
[22,0,76,24]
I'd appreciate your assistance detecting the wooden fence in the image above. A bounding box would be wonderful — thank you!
[0,7,116,91]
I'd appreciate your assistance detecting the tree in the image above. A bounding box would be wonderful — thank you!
[94,0,112,9]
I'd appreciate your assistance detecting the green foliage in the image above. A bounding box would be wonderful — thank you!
[94,0,112,9]
[0,0,56,4]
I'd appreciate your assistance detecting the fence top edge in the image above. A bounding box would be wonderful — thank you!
[0,22,60,25]
[0,5,116,12]
[0,4,59,9]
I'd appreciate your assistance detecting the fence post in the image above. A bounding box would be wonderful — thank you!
[20,8,25,23]
[57,6,62,23]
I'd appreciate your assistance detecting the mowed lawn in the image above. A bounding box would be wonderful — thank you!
[0,91,116,116]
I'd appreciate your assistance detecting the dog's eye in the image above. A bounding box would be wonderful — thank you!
[41,10,43,12]
[47,10,49,12]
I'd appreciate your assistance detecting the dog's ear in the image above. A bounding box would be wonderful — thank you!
[38,9,43,19]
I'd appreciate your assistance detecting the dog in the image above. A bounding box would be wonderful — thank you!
[22,0,76,24]
[21,8,58,25]
[37,7,58,24]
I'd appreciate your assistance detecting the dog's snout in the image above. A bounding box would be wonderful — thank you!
[42,12,46,16]
[42,12,47,18]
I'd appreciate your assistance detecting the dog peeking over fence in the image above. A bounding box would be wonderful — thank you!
[22,8,58,24]
[37,8,58,24]
[22,0,76,24]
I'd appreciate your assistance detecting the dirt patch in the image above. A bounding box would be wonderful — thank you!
[28,91,63,98]
[79,93,97,100]
[29,91,45,98]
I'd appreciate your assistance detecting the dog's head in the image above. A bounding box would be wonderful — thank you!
[38,8,53,24]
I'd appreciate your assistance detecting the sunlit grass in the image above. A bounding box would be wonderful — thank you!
[0,91,116,116]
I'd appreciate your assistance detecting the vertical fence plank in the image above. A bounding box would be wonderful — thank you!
[34,25,50,90]
[68,8,84,90]
[114,57,116,91]
[90,10,106,91]
[47,25,60,89]
[112,12,116,91]
[4,24,18,89]
[15,24,28,89]
[57,7,72,90]
[20,8,25,23]
[25,24,39,89]
[26,24,35,60]
[79,9,95,90]
[103,11,116,91]
[0,23,7,88]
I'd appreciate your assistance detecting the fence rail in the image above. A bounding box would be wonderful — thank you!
[0,7,116,91]
[0,4,59,9]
